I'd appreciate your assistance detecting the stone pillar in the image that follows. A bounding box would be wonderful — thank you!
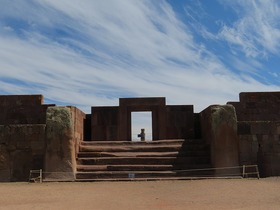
[44,107,75,181]
[200,105,239,176]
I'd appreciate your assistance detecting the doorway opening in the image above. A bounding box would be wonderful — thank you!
[131,111,152,141]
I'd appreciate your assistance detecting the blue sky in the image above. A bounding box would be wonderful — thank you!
[1,0,280,116]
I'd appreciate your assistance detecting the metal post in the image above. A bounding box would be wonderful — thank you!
[39,169,42,183]
[242,165,245,178]
[255,165,260,179]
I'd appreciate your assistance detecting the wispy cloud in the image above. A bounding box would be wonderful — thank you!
[218,0,280,58]
[0,0,279,115]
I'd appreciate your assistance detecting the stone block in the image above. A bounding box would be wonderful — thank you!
[238,135,254,164]
[0,126,5,144]
[260,153,280,177]
[165,105,194,139]
[11,150,32,181]
[259,135,275,153]
[0,145,11,181]
[91,106,119,140]
[230,92,280,121]
[250,122,271,134]
[0,125,46,153]
[0,95,54,125]
[277,123,280,134]
[237,122,251,135]
[0,125,44,181]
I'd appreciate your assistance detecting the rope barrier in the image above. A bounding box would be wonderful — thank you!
[173,165,260,179]
[29,165,260,183]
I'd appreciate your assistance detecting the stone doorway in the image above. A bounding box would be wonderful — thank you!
[131,111,152,141]
[119,97,166,141]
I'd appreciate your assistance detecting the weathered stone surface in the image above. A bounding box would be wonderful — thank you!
[238,133,280,177]
[69,106,86,157]
[229,92,280,177]
[229,92,280,121]
[0,125,45,181]
[91,106,119,141]
[238,135,255,165]
[237,122,251,135]
[0,95,53,125]
[200,105,239,175]
[11,150,32,181]
[45,107,75,180]
[0,125,45,151]
[165,105,195,139]
[0,145,10,181]
[260,153,280,176]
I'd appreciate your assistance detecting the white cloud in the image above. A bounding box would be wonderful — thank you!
[219,0,280,58]
[0,0,279,117]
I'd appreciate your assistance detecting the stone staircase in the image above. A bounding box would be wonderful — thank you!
[75,139,212,181]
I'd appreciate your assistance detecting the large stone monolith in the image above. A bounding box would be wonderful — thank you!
[44,107,76,181]
[200,105,240,176]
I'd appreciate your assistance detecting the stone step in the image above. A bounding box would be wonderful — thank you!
[79,144,209,153]
[77,156,211,165]
[81,139,187,146]
[77,150,210,158]
[75,176,216,182]
[78,151,180,158]
[75,170,214,179]
[80,145,180,152]
[80,139,207,147]
[76,164,212,172]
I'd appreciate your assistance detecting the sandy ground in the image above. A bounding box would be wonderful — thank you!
[0,178,279,210]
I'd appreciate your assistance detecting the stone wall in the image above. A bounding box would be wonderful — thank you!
[165,105,195,139]
[0,95,48,181]
[231,92,280,121]
[228,92,280,177]
[0,125,45,181]
[91,106,119,141]
[238,122,280,177]
[0,95,53,124]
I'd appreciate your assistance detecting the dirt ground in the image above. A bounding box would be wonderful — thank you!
[0,178,279,210]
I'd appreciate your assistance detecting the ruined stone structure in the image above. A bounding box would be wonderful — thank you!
[0,92,279,181]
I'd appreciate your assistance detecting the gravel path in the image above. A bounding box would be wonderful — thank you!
[0,178,279,210]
